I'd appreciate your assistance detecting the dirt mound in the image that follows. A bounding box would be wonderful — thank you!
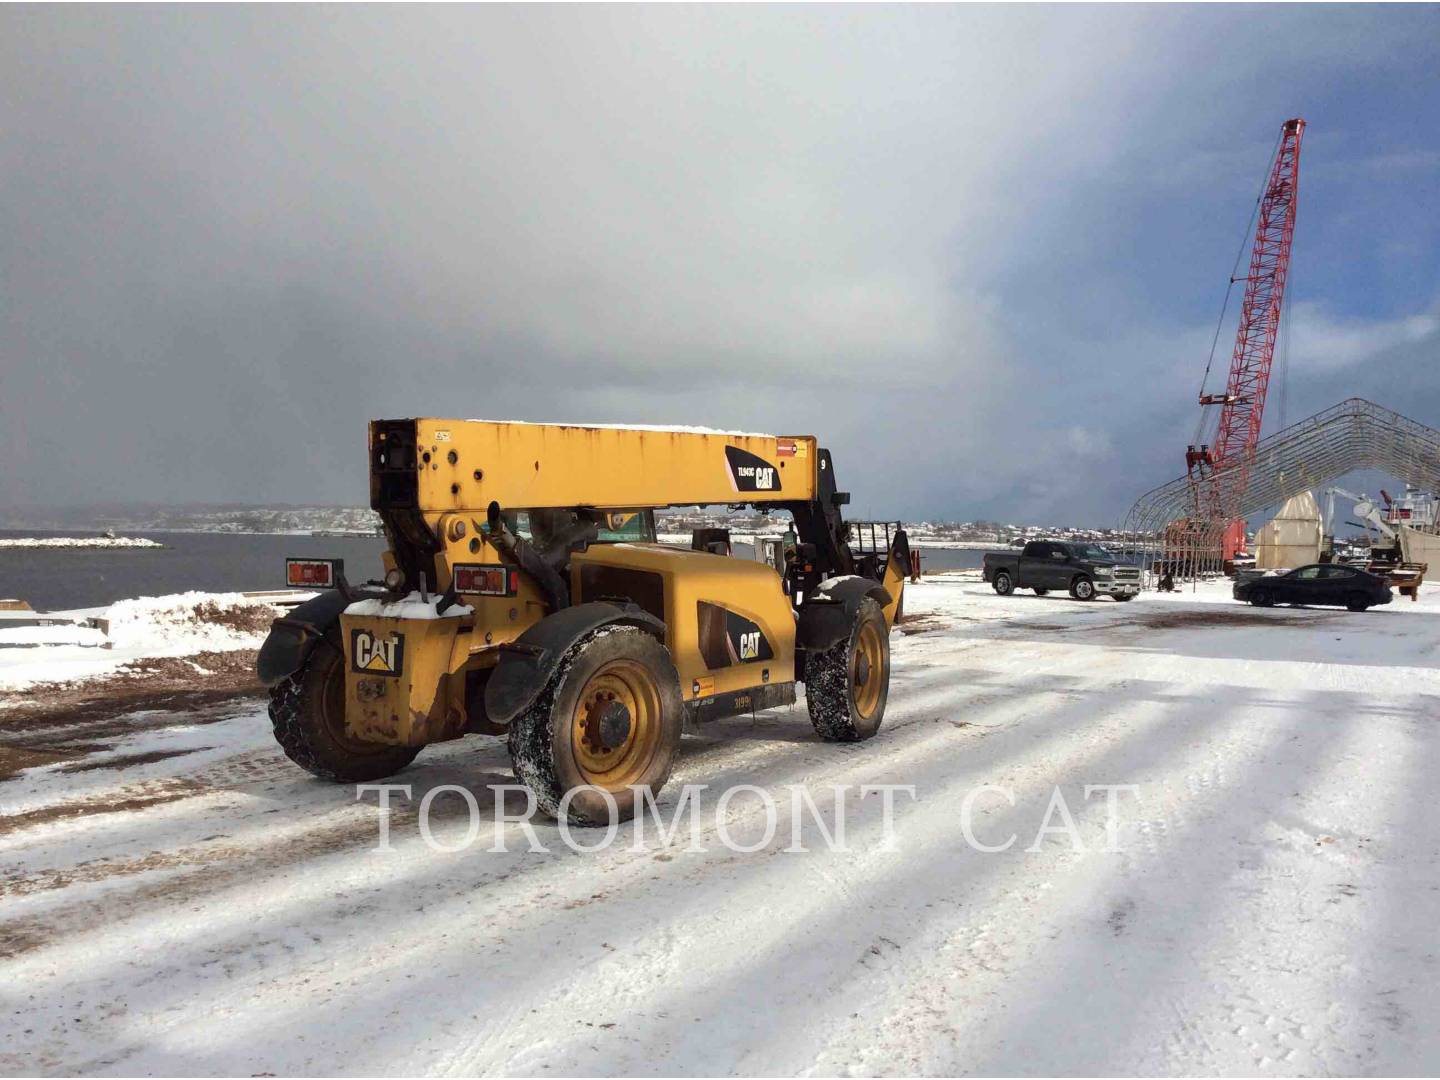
[189,600,275,634]
[98,591,277,650]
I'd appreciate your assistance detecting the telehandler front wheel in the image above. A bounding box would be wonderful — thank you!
[806,598,889,743]
[269,635,420,783]
[508,626,683,826]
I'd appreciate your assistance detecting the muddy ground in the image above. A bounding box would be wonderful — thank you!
[0,650,264,781]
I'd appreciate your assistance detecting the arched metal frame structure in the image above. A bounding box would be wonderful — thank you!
[1124,399,1440,581]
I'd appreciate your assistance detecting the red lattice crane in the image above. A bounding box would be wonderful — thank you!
[1187,117,1305,561]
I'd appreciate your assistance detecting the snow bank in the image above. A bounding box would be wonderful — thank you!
[0,536,164,549]
[100,592,276,650]
[0,591,277,692]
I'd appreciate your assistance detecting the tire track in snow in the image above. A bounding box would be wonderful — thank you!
[524,685,1258,1075]
[814,684,1345,1074]
[7,579,1440,1074]
[8,666,1126,1074]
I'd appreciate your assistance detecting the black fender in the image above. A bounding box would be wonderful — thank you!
[484,601,668,726]
[797,577,891,652]
[256,588,383,687]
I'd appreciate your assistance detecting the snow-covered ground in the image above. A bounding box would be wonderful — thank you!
[0,592,278,692]
[0,536,163,549]
[3,575,1439,1074]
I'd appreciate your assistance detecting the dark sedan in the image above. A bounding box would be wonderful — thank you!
[1234,564,1393,612]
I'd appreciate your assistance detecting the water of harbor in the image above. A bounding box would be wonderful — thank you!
[0,530,993,612]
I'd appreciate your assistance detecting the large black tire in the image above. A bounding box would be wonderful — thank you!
[1033,587,1049,596]
[508,626,683,825]
[1112,593,1134,602]
[1070,576,1096,601]
[269,635,421,783]
[806,598,889,743]
[1346,593,1370,613]
[993,570,1014,596]
[1250,588,1274,608]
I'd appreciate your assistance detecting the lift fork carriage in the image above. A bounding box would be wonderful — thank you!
[258,419,910,824]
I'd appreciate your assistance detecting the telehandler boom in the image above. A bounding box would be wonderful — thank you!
[258,419,910,823]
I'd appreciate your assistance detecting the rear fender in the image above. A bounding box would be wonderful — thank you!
[797,576,891,652]
[981,555,1013,583]
[256,588,383,687]
[484,601,667,725]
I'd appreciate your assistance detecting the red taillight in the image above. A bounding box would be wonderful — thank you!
[285,558,343,588]
[453,563,516,597]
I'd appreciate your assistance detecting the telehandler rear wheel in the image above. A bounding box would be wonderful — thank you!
[806,598,889,743]
[508,626,683,826]
[269,635,420,783]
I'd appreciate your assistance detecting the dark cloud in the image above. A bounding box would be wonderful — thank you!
[3,5,1437,523]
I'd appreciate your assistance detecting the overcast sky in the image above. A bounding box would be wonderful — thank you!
[3,5,1438,524]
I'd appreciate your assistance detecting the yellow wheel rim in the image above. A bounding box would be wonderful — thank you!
[570,659,662,791]
[321,650,389,755]
[851,621,885,720]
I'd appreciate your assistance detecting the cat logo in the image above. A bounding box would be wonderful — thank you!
[351,628,405,677]
[723,446,783,494]
[738,630,761,660]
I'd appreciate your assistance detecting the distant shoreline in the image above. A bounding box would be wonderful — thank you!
[0,536,167,550]
[0,528,382,540]
[0,528,1141,550]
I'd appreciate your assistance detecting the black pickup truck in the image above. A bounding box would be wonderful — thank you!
[982,540,1141,601]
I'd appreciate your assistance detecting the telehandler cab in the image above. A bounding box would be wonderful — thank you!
[258,420,910,823]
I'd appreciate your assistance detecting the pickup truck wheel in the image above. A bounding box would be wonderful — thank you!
[993,570,1014,596]
[269,633,421,783]
[1345,593,1370,612]
[508,626,683,826]
[1032,587,1049,596]
[1070,576,1095,601]
[807,598,888,743]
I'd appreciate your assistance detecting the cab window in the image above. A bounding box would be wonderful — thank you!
[1293,566,1322,580]
[597,511,655,543]
[490,508,656,545]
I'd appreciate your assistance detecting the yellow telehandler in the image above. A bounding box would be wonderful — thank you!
[258,420,909,823]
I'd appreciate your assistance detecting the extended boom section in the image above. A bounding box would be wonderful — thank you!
[373,420,819,511]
